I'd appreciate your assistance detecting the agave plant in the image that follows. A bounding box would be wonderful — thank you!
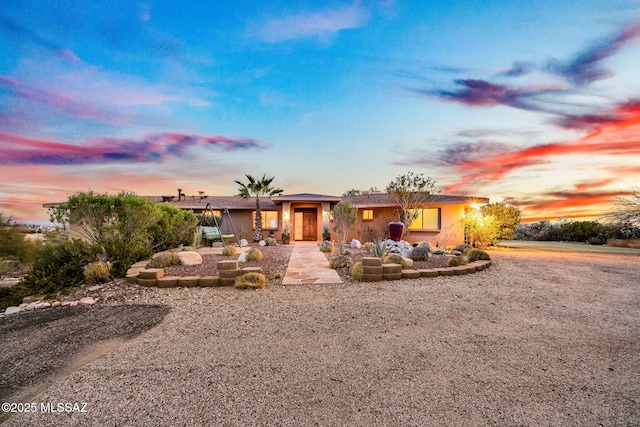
[369,238,389,259]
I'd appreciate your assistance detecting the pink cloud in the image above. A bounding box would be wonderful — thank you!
[0,131,268,166]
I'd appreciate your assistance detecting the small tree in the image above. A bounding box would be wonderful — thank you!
[480,203,522,240]
[464,212,499,247]
[235,174,284,241]
[331,201,357,253]
[385,172,439,232]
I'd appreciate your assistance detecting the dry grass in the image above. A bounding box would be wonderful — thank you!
[608,238,640,249]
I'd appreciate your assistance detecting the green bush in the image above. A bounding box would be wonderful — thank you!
[149,252,180,268]
[448,256,467,267]
[20,239,96,297]
[383,254,409,268]
[410,247,430,261]
[467,249,490,262]
[329,255,349,269]
[245,248,263,262]
[561,221,606,243]
[222,246,237,256]
[265,237,277,246]
[351,262,364,281]
[83,261,112,285]
[235,272,266,289]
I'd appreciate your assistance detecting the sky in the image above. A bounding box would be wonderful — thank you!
[1,0,639,224]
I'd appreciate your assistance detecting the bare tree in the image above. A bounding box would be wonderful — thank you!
[385,172,439,231]
[606,188,640,226]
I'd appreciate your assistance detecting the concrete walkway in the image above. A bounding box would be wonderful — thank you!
[283,242,343,285]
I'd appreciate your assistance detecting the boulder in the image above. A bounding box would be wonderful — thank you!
[237,252,248,263]
[402,257,414,267]
[79,297,97,306]
[177,251,203,266]
[400,247,413,258]
[417,241,433,252]
[239,239,248,247]
[259,240,266,246]
[4,306,22,315]
[350,239,362,249]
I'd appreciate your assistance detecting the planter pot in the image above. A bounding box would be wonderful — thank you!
[388,221,405,242]
[282,236,290,244]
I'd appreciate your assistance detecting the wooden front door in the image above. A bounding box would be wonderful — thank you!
[294,209,317,241]
[302,211,317,241]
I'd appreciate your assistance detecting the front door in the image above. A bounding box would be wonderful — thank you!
[302,211,317,241]
[294,209,317,241]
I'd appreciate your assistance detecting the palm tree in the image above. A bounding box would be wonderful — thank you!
[235,174,284,241]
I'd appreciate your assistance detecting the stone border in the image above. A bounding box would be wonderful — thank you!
[125,259,263,288]
[360,257,491,282]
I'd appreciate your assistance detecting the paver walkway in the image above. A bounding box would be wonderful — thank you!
[283,242,343,285]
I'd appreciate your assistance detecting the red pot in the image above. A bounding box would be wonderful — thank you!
[388,221,405,242]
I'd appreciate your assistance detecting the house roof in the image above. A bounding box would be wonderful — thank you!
[271,193,341,203]
[168,195,278,210]
[343,193,490,207]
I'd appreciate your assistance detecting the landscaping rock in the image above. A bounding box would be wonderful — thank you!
[4,306,22,315]
[402,257,414,267]
[239,239,248,247]
[79,297,97,306]
[238,252,248,263]
[259,240,266,246]
[351,239,362,249]
[178,251,203,266]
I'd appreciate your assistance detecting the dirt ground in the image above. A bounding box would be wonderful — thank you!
[1,249,639,426]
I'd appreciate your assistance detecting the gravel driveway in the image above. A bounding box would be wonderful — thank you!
[2,250,639,426]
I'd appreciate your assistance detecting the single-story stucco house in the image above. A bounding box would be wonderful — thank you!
[162,191,489,247]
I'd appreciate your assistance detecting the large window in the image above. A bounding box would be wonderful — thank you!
[408,208,441,230]
[252,211,279,230]
[362,209,374,221]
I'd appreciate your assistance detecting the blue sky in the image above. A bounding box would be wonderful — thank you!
[1,0,639,223]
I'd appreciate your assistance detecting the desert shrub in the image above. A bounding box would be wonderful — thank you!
[587,236,606,245]
[20,239,97,297]
[410,247,430,261]
[264,237,277,246]
[515,220,567,241]
[448,256,467,267]
[383,254,409,268]
[319,241,335,253]
[329,255,349,269]
[369,238,388,259]
[83,261,112,285]
[351,262,364,281]
[454,243,471,252]
[560,221,606,243]
[235,272,266,289]
[607,238,640,249]
[245,248,263,262]
[149,252,180,268]
[467,249,490,262]
[222,246,237,256]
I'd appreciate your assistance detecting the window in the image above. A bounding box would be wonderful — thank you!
[362,209,374,221]
[252,211,279,230]
[408,208,441,230]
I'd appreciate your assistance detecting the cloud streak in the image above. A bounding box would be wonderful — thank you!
[251,2,369,43]
[0,132,268,166]
[0,13,82,63]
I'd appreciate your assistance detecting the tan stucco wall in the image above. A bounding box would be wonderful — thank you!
[343,205,466,247]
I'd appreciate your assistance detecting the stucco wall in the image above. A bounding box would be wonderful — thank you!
[343,205,466,247]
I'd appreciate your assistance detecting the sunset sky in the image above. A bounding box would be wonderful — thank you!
[1,1,639,224]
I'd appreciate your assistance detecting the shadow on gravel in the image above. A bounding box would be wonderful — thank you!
[0,305,170,412]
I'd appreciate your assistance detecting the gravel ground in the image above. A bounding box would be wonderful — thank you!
[2,249,639,426]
